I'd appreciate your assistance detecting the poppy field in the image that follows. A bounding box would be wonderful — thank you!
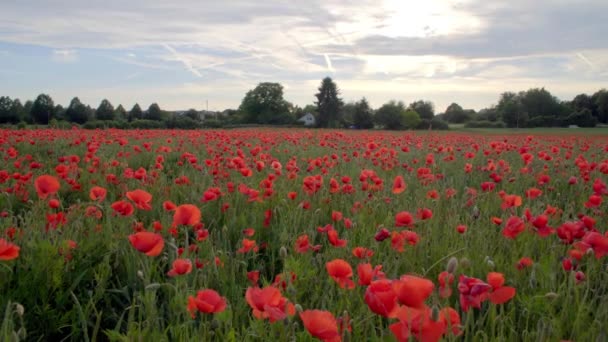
[1,128,608,341]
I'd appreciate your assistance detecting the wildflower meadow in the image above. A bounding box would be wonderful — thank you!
[1,128,607,341]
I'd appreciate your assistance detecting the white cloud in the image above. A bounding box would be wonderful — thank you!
[52,49,78,63]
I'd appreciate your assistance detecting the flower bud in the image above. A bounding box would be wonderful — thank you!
[14,303,24,317]
[459,257,470,269]
[431,306,440,321]
[446,257,458,274]
[280,246,288,259]
[544,292,559,300]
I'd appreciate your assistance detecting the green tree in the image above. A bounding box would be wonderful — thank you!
[409,100,434,120]
[129,103,143,122]
[443,103,470,123]
[375,100,407,130]
[340,102,356,127]
[0,96,20,123]
[23,100,34,123]
[571,93,595,115]
[239,82,293,124]
[114,104,127,121]
[476,107,500,122]
[520,88,563,125]
[315,77,343,128]
[96,99,115,120]
[146,103,162,121]
[184,108,200,121]
[592,89,608,123]
[498,92,526,128]
[9,98,25,123]
[403,109,422,129]
[31,94,55,124]
[54,104,66,121]
[65,97,90,124]
[352,98,374,129]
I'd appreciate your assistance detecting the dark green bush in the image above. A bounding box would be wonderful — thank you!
[464,120,507,128]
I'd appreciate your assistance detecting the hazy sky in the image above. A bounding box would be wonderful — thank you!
[0,0,607,112]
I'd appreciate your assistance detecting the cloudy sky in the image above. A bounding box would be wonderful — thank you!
[0,0,607,112]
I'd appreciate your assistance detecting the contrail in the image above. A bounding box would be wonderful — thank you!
[576,52,595,70]
[324,53,335,72]
[162,43,202,78]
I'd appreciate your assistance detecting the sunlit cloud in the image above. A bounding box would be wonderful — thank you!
[0,0,606,111]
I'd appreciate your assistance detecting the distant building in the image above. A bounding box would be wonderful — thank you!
[297,112,316,126]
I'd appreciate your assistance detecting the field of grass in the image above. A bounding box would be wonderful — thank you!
[1,128,607,341]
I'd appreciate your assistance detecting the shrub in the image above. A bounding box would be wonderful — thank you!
[128,120,166,129]
[464,120,507,128]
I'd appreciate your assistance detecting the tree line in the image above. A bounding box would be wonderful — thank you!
[1,77,607,129]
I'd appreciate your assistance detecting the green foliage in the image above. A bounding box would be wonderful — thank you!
[146,103,163,121]
[239,83,293,125]
[592,89,608,123]
[315,77,343,128]
[202,118,223,128]
[166,114,202,129]
[403,109,422,129]
[184,109,200,121]
[352,98,374,129]
[129,104,143,122]
[409,100,434,120]
[375,100,407,130]
[31,94,55,124]
[444,103,475,123]
[114,105,128,121]
[0,96,22,124]
[66,97,90,124]
[129,119,165,129]
[83,120,128,129]
[464,120,507,128]
[565,109,597,127]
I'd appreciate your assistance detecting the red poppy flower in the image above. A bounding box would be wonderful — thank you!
[502,216,525,239]
[375,228,391,241]
[295,234,321,253]
[245,286,295,322]
[392,175,406,194]
[172,204,201,227]
[458,275,491,312]
[247,270,260,285]
[237,238,258,254]
[395,211,414,227]
[0,238,20,261]
[167,258,193,277]
[34,175,60,199]
[126,189,153,210]
[187,289,227,317]
[300,310,341,342]
[580,232,608,259]
[111,200,134,216]
[163,200,177,211]
[352,246,374,259]
[389,306,461,342]
[128,231,164,256]
[438,271,454,298]
[89,186,107,201]
[364,279,399,317]
[326,259,355,289]
[392,275,434,308]
[327,229,347,247]
[486,272,516,304]
[516,257,534,270]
